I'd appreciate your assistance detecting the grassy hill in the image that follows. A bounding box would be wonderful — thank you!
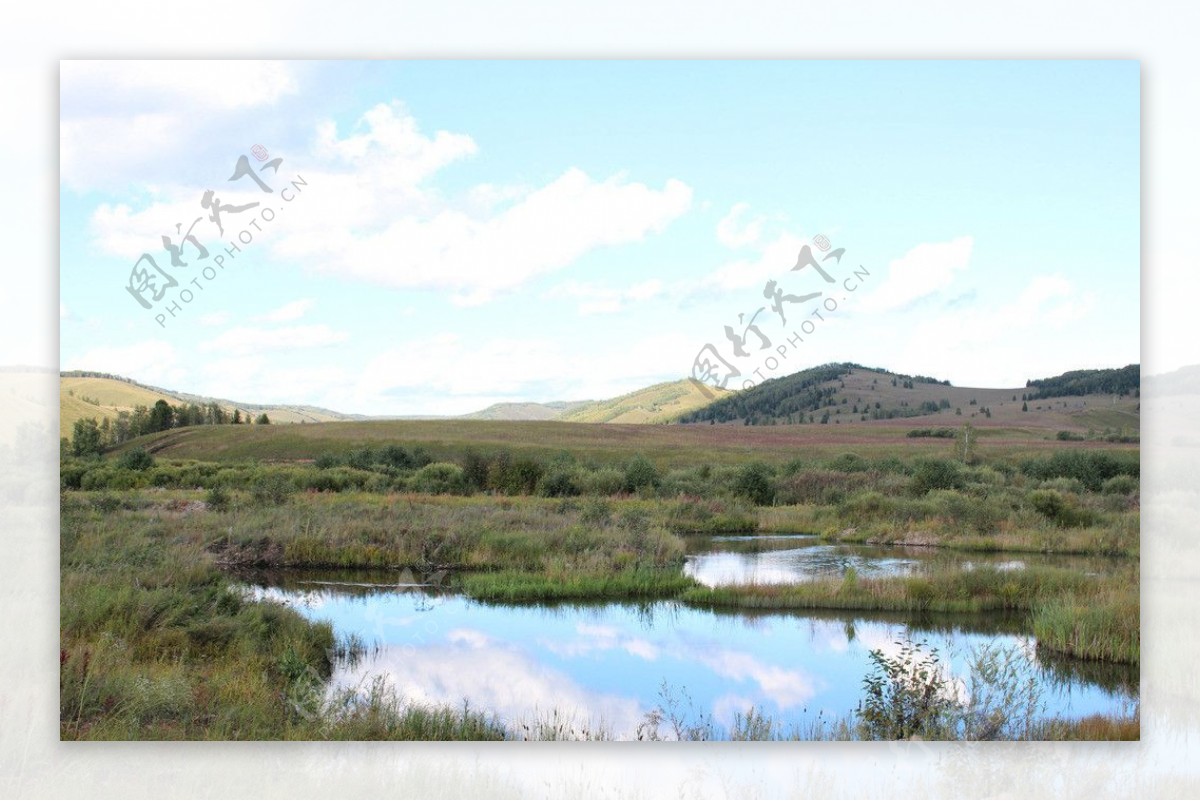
[678,363,1139,433]
[59,372,360,438]
[560,379,732,424]
[460,400,592,421]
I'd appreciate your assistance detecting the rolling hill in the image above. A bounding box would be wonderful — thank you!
[559,379,732,424]
[677,362,1139,432]
[59,372,362,438]
[460,400,592,421]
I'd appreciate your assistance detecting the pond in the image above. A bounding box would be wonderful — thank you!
[682,534,1129,587]
[239,536,1137,740]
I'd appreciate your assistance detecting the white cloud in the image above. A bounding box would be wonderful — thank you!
[544,279,665,315]
[61,61,299,193]
[356,329,697,415]
[716,202,766,248]
[198,324,348,356]
[696,649,816,709]
[277,166,692,306]
[257,299,314,323]
[313,101,478,189]
[83,98,694,306]
[695,232,808,295]
[859,236,974,312]
[895,273,1097,387]
[63,339,180,384]
[59,302,70,320]
[61,60,298,112]
[197,311,231,327]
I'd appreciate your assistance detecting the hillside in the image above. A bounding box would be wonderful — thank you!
[677,362,1140,433]
[461,400,591,421]
[59,372,361,438]
[560,379,733,424]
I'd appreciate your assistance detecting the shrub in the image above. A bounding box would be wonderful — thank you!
[1101,475,1139,496]
[1028,489,1094,528]
[910,459,964,494]
[117,448,154,471]
[579,498,613,525]
[251,473,294,506]
[733,462,775,506]
[314,452,341,470]
[409,462,467,495]
[1019,451,1137,492]
[573,467,622,497]
[346,448,376,471]
[205,485,231,512]
[538,467,582,498]
[827,453,870,472]
[857,639,952,740]
[380,444,428,470]
[623,455,661,494]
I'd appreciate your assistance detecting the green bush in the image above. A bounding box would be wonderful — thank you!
[911,459,964,494]
[733,462,775,506]
[579,467,626,497]
[1028,489,1094,528]
[1019,451,1137,492]
[857,639,952,740]
[205,485,231,512]
[251,474,295,506]
[623,455,661,494]
[117,448,155,471]
[314,452,342,470]
[579,498,613,525]
[346,448,376,471]
[538,467,582,498]
[1101,475,1139,496]
[827,453,870,472]
[410,462,467,495]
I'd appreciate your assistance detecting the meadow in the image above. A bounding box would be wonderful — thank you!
[60,418,1140,739]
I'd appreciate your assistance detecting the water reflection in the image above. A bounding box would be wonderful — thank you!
[241,570,1138,740]
[683,535,1130,587]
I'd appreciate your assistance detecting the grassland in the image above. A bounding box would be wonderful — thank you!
[61,407,1139,740]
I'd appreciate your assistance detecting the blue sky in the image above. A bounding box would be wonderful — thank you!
[59,60,1139,416]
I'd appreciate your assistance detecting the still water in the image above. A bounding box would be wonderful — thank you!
[242,537,1137,739]
[682,534,1127,586]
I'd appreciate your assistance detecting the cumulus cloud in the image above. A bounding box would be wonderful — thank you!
[257,298,314,323]
[277,166,692,306]
[895,273,1097,387]
[543,278,665,315]
[356,329,697,415]
[694,232,809,295]
[62,339,180,384]
[716,202,766,248]
[198,324,348,356]
[858,236,974,312]
[82,93,693,306]
[61,61,299,193]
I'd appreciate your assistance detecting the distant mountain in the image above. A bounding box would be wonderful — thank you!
[460,400,592,421]
[59,371,364,438]
[677,362,1140,429]
[560,379,732,424]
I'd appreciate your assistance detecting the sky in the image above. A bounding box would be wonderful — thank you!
[59,60,1140,416]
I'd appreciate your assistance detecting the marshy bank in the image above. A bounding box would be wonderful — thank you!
[60,442,1139,739]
